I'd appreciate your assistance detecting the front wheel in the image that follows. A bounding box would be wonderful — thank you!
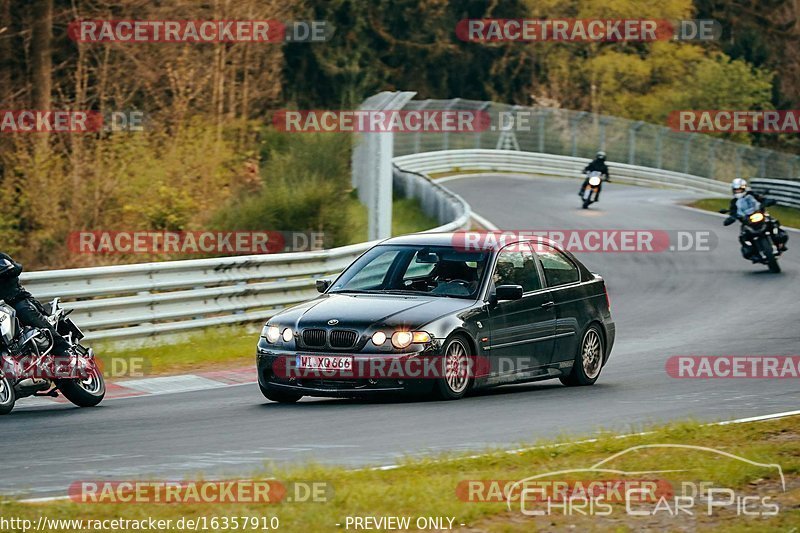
[434,335,473,400]
[57,364,105,407]
[0,376,16,415]
[761,239,781,273]
[560,325,604,387]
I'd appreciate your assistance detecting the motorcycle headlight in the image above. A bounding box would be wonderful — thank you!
[749,212,765,223]
[264,325,281,343]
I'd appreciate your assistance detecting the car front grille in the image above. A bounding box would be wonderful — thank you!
[329,329,358,348]
[302,328,326,347]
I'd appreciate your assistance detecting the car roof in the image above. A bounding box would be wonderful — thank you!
[379,232,561,252]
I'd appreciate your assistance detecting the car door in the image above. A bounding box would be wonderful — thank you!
[485,243,556,380]
[535,243,583,364]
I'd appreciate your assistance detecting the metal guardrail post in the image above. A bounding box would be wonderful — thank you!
[475,101,490,149]
[442,98,459,152]
[570,112,588,157]
[627,121,644,165]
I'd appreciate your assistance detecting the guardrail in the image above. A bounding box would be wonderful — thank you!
[751,178,800,209]
[394,149,731,195]
[20,168,470,342]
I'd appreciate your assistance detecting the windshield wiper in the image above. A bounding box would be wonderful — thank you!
[328,289,378,294]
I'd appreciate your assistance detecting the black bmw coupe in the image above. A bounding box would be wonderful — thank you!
[256,232,615,402]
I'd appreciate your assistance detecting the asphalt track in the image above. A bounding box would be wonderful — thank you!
[3,175,799,499]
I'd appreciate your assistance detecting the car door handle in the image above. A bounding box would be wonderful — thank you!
[541,301,555,309]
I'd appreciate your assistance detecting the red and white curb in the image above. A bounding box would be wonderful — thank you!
[15,367,257,407]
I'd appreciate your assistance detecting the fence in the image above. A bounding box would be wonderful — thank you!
[394,99,800,185]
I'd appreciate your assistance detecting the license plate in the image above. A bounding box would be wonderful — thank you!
[296,354,353,371]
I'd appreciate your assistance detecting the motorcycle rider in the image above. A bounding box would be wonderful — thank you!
[0,252,72,358]
[725,178,788,256]
[579,151,610,200]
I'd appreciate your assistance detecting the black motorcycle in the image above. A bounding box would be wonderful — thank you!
[0,297,105,414]
[722,199,787,273]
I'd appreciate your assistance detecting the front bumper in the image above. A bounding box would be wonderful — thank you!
[256,342,440,398]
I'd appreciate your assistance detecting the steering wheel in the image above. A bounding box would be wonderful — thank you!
[440,278,470,287]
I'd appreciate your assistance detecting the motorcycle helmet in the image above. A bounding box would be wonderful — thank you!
[731,178,748,199]
[596,151,606,161]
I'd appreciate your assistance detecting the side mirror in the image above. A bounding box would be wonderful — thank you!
[315,279,331,293]
[495,284,524,301]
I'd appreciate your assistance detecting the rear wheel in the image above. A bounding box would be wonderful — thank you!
[560,325,604,387]
[57,364,105,407]
[434,335,472,400]
[0,376,15,415]
[260,384,302,403]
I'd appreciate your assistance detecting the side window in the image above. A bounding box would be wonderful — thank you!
[492,245,543,293]
[538,246,579,286]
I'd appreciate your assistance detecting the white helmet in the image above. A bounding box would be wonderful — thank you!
[596,151,606,161]
[731,178,748,198]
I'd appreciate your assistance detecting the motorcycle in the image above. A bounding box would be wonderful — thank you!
[722,199,787,274]
[580,171,603,209]
[0,297,105,414]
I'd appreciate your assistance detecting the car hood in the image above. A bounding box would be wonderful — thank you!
[273,293,475,330]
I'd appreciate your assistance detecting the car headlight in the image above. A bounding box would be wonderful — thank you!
[282,327,294,343]
[264,325,281,343]
[371,331,387,346]
[391,331,431,349]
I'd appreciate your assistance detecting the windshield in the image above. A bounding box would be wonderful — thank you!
[330,245,490,299]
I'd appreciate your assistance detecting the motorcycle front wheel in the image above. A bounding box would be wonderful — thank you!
[57,364,105,407]
[760,239,781,273]
[0,375,15,415]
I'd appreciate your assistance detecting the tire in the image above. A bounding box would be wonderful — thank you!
[582,198,591,209]
[260,384,302,403]
[560,325,604,387]
[434,335,473,400]
[57,364,105,407]
[0,376,15,415]
[761,240,781,273]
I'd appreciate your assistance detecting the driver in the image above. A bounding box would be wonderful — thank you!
[0,252,72,358]
[430,260,478,296]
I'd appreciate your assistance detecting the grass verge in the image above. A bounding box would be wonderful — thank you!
[6,416,799,531]
[690,198,800,229]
